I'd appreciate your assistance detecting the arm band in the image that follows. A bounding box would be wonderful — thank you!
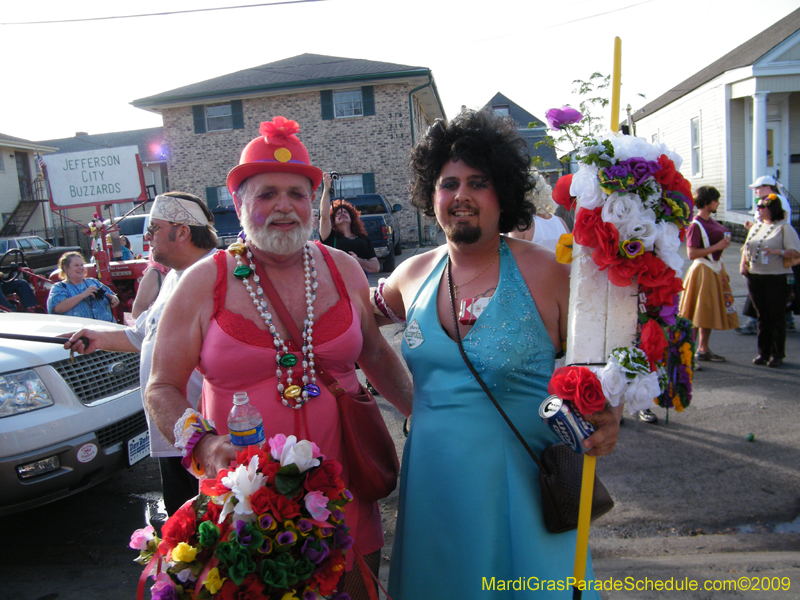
[372,278,406,324]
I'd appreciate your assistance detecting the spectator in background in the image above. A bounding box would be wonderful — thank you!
[1,278,39,312]
[679,186,737,363]
[48,251,119,322]
[120,235,135,260]
[131,254,170,320]
[508,169,570,252]
[320,172,380,273]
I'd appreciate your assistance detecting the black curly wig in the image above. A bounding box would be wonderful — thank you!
[409,109,535,234]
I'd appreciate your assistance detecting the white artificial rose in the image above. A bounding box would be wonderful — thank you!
[624,371,662,414]
[611,136,661,162]
[570,166,605,210]
[280,436,321,473]
[619,209,659,251]
[653,221,684,276]
[601,192,643,229]
[598,363,628,407]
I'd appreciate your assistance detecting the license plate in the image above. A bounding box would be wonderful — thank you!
[127,430,150,466]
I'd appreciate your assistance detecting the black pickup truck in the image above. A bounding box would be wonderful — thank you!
[344,194,403,271]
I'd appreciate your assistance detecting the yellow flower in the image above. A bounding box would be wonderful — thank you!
[280,593,300,600]
[673,396,683,411]
[555,233,573,264]
[204,567,226,594]
[172,542,197,563]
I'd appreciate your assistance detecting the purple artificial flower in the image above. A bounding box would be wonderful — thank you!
[296,518,314,535]
[604,163,632,181]
[151,576,180,600]
[545,106,583,130]
[659,301,680,326]
[301,539,330,564]
[333,524,353,550]
[618,158,660,185]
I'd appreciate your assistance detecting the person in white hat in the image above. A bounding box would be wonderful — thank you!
[748,175,792,225]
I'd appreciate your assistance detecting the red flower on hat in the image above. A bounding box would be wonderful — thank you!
[260,116,301,146]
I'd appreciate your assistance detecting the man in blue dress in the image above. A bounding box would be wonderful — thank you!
[375,109,622,598]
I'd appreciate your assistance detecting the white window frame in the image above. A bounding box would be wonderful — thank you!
[206,103,233,132]
[334,90,363,119]
[690,116,702,177]
[216,185,235,207]
[336,174,364,197]
[493,105,510,117]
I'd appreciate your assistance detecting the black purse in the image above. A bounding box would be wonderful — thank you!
[446,257,614,534]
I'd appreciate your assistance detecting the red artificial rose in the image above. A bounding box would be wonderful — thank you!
[573,369,606,417]
[548,366,581,401]
[552,174,576,211]
[640,319,668,370]
[654,155,677,189]
[642,276,684,308]
[204,500,222,525]
[305,460,345,498]
[259,116,301,143]
[607,253,645,287]
[235,446,270,472]
[218,573,265,600]
[249,487,271,516]
[672,173,693,202]
[259,487,301,522]
[314,550,346,596]
[635,252,670,288]
[200,468,232,497]
[158,503,196,555]
[591,223,622,271]
[572,207,604,248]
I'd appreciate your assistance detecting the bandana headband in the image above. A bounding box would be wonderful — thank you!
[151,195,215,230]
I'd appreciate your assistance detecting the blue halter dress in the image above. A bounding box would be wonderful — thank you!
[388,239,598,599]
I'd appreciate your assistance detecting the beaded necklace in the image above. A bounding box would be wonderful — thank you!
[750,222,778,264]
[231,242,321,409]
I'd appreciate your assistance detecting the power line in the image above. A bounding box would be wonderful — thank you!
[1,0,325,26]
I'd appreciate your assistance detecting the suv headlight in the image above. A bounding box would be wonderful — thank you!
[0,370,54,417]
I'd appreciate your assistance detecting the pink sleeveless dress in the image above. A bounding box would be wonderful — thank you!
[198,245,383,566]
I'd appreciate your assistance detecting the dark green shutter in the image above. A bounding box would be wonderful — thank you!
[193,105,206,134]
[361,86,375,116]
[362,172,375,194]
[231,100,244,129]
[206,186,219,209]
[321,90,334,120]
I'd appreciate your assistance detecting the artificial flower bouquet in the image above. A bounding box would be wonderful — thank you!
[130,435,353,600]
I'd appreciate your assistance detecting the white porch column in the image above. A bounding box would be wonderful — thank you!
[752,91,769,181]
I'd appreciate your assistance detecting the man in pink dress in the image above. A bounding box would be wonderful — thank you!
[145,117,412,598]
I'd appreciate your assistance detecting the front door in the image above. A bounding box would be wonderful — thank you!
[766,122,782,182]
[15,153,32,200]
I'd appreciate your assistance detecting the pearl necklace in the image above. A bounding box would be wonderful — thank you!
[750,222,778,264]
[234,242,320,409]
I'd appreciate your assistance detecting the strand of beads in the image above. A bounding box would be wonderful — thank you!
[231,241,320,409]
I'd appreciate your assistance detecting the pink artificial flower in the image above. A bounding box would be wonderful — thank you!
[129,524,155,550]
[304,490,331,521]
[545,106,583,131]
[269,434,287,461]
[259,116,301,144]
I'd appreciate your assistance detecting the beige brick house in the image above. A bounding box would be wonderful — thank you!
[132,54,446,245]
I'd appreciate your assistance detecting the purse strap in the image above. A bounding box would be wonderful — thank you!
[445,256,548,475]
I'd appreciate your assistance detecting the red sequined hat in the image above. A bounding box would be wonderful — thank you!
[226,116,323,196]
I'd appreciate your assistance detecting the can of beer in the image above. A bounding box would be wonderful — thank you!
[539,395,596,454]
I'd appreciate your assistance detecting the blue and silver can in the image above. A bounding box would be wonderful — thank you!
[539,395,596,454]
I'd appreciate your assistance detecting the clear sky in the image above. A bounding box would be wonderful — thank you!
[2,0,799,142]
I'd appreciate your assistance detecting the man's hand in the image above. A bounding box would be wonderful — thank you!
[582,405,622,457]
[62,329,102,354]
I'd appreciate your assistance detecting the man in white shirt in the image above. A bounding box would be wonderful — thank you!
[64,192,218,513]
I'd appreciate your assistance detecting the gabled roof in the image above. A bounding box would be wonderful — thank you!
[0,133,56,153]
[484,93,560,170]
[35,127,166,163]
[633,7,800,120]
[132,53,434,109]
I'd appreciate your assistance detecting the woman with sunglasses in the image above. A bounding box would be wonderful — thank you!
[739,195,800,367]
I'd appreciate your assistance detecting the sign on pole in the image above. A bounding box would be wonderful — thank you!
[41,145,147,209]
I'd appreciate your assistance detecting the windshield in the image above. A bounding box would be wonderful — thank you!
[346,196,387,215]
[213,211,242,234]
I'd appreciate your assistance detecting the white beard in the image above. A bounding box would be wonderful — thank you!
[241,208,312,256]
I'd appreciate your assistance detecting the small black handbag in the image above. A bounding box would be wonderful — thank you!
[446,257,614,534]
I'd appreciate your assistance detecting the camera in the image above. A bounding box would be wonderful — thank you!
[330,171,340,181]
[93,288,106,300]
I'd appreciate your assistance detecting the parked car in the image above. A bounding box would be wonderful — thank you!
[0,236,81,276]
[212,206,242,249]
[0,313,148,516]
[343,194,403,271]
[104,214,150,257]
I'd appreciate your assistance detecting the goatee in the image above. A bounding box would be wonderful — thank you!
[444,222,482,245]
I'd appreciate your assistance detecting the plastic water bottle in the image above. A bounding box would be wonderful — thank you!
[227,392,265,448]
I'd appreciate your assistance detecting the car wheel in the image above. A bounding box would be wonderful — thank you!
[382,251,396,272]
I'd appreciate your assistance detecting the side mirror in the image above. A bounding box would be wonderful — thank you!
[392,204,403,212]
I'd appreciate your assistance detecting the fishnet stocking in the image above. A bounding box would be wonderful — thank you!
[339,550,381,600]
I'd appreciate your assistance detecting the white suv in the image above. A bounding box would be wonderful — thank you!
[0,313,148,516]
[104,214,150,257]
